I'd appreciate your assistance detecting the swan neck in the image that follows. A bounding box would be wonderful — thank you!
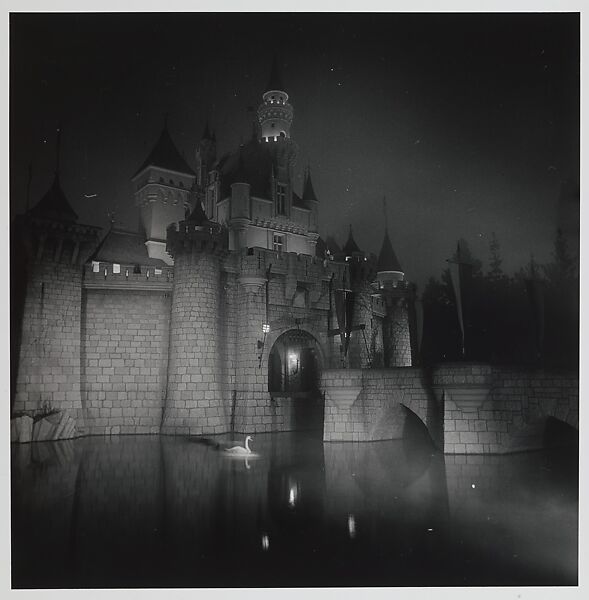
[245,437,250,452]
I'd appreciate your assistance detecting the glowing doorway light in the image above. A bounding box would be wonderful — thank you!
[261,534,270,551]
[347,514,356,539]
[288,352,298,367]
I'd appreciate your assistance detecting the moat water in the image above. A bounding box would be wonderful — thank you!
[11,429,578,588]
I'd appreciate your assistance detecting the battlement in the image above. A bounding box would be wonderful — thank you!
[83,262,174,291]
[166,220,229,259]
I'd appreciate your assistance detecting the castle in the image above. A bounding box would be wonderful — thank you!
[11,62,417,439]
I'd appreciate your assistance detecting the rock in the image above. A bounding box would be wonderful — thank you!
[33,417,56,442]
[13,415,34,443]
[52,410,70,440]
[61,417,76,440]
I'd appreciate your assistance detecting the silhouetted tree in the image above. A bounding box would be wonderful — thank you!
[488,232,504,281]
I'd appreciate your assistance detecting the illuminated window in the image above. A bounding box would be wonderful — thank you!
[276,183,286,215]
[273,233,284,253]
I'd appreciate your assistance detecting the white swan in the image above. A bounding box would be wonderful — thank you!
[224,435,253,455]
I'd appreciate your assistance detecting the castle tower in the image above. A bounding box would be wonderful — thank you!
[257,56,294,142]
[257,58,298,220]
[374,226,413,367]
[12,163,100,434]
[132,123,196,265]
[161,202,229,435]
[338,226,376,368]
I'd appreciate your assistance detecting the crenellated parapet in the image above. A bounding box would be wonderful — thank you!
[166,217,229,260]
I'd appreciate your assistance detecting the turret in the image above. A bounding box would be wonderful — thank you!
[12,132,100,434]
[372,225,413,367]
[132,122,196,265]
[163,195,229,435]
[375,227,405,289]
[257,56,294,142]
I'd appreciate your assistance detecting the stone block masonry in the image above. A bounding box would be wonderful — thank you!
[441,365,579,454]
[162,253,230,435]
[81,289,171,435]
[13,262,86,430]
[322,368,438,443]
[322,364,578,454]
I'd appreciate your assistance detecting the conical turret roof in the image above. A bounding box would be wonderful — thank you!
[201,121,213,141]
[302,168,318,203]
[343,225,362,255]
[185,200,209,226]
[377,228,403,273]
[133,125,195,178]
[29,172,78,223]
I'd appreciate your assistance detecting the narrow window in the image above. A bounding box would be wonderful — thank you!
[276,183,286,215]
[273,233,284,253]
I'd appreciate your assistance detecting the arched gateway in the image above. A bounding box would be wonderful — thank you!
[268,330,324,431]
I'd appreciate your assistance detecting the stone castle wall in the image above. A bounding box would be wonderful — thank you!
[13,261,86,430]
[80,289,171,435]
[161,252,230,435]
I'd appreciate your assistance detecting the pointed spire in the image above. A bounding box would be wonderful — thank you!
[267,54,285,92]
[302,165,318,203]
[185,200,208,225]
[29,171,78,223]
[377,227,403,274]
[343,224,361,255]
[202,120,212,140]
[132,124,195,178]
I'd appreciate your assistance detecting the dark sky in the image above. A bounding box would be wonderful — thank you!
[10,12,580,290]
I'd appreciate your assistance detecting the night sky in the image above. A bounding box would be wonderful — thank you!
[9,12,579,291]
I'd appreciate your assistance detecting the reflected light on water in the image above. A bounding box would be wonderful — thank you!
[347,514,356,539]
[288,484,297,508]
[10,432,578,588]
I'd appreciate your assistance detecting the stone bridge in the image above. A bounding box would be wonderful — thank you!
[321,364,579,454]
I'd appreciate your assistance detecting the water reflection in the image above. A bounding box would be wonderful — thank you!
[11,431,577,588]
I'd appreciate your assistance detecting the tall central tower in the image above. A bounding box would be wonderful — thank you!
[257,57,294,142]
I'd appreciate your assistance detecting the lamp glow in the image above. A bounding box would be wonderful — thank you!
[262,323,270,334]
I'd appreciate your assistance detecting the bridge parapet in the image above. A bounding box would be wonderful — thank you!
[321,364,578,454]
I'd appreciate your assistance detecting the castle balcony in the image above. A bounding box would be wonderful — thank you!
[83,261,174,291]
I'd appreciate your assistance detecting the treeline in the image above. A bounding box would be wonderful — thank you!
[420,230,579,368]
